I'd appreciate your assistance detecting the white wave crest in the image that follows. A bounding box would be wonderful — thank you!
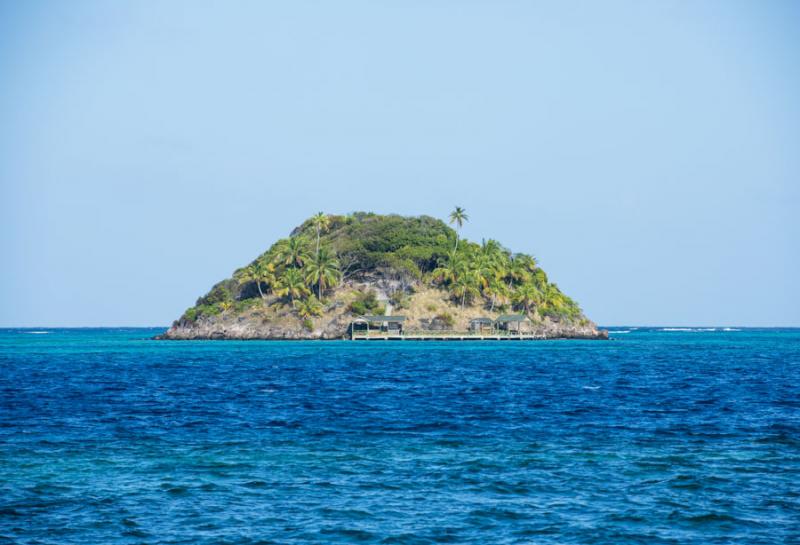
[661,327,718,332]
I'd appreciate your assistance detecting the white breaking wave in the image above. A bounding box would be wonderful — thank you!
[723,327,742,332]
[609,330,631,334]
[26,331,50,334]
[661,327,718,332]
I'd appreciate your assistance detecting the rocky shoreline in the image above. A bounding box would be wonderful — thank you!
[156,313,608,341]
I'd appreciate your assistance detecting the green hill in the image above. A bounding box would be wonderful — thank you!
[161,212,605,340]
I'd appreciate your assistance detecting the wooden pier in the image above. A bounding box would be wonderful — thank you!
[350,333,548,341]
[349,314,542,341]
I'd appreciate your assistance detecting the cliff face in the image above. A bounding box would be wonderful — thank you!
[158,213,607,340]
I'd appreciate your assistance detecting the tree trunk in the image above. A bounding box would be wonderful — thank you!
[461,291,465,309]
[490,295,495,312]
[256,281,264,299]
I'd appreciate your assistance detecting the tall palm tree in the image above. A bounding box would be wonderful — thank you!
[448,206,469,252]
[452,269,481,309]
[274,268,309,305]
[310,212,330,258]
[513,282,542,313]
[304,247,341,298]
[275,237,310,269]
[238,260,275,300]
[239,263,264,299]
[485,276,510,312]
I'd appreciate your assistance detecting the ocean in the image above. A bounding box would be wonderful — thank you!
[1,327,799,544]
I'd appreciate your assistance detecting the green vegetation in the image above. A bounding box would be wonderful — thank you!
[348,290,384,316]
[427,229,581,320]
[179,209,584,325]
[435,312,455,327]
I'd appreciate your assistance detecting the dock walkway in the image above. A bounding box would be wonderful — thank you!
[350,334,548,341]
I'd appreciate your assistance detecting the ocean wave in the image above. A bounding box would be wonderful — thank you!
[723,328,741,332]
[609,330,631,334]
[661,328,717,332]
[26,331,50,334]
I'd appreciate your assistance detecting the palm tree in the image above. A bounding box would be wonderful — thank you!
[481,238,507,265]
[310,212,330,258]
[274,268,309,304]
[531,268,548,290]
[485,276,510,312]
[275,237,310,269]
[238,260,275,300]
[239,263,264,299]
[452,269,481,309]
[448,206,469,252]
[513,282,542,313]
[537,283,579,320]
[507,255,533,288]
[515,254,538,273]
[295,295,323,318]
[304,247,341,298]
[431,250,462,285]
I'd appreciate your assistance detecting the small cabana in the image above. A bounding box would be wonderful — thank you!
[350,317,370,337]
[494,314,529,335]
[351,315,406,337]
[469,317,494,333]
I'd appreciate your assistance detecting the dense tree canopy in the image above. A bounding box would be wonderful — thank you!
[181,212,583,324]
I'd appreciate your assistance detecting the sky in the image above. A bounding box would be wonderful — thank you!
[1,0,798,327]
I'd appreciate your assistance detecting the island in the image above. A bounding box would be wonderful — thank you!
[159,211,607,340]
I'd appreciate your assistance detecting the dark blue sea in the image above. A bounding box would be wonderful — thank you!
[1,328,799,544]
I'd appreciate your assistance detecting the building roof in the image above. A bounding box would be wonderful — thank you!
[362,315,407,322]
[470,317,494,324]
[495,314,528,322]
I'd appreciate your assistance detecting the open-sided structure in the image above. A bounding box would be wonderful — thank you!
[494,314,530,335]
[350,315,406,338]
[469,317,495,332]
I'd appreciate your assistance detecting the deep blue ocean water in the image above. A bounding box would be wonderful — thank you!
[1,327,799,544]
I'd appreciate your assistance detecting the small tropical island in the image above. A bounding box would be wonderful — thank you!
[159,210,607,340]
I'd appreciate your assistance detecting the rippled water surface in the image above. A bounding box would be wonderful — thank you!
[1,328,799,544]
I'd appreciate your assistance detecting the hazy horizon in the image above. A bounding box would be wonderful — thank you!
[2,1,799,327]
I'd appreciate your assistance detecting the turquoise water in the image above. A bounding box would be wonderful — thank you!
[1,327,799,544]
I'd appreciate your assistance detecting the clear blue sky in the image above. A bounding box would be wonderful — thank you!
[1,1,798,327]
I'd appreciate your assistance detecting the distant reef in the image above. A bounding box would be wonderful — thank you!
[158,212,607,340]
